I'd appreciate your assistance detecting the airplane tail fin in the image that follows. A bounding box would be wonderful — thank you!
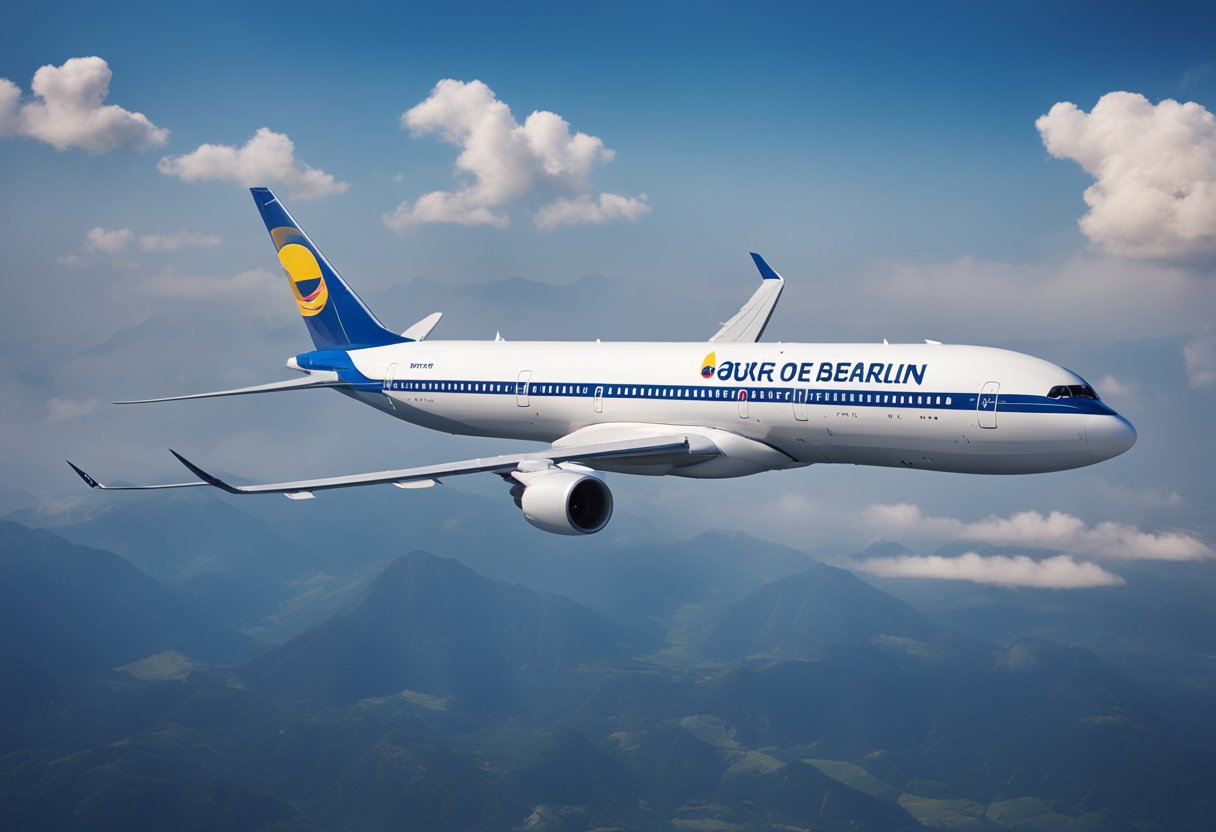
[251,187,408,351]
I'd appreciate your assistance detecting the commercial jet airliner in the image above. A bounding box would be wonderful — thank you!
[69,187,1137,535]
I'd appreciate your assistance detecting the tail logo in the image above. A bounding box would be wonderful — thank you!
[277,243,329,318]
[700,351,716,379]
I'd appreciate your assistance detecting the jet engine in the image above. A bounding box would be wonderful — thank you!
[510,470,613,535]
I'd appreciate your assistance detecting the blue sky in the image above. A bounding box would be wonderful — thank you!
[3,1,1214,585]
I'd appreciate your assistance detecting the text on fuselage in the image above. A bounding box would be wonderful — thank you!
[714,360,928,386]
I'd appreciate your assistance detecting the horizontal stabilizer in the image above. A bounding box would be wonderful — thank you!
[401,312,442,341]
[709,252,785,343]
[114,371,345,404]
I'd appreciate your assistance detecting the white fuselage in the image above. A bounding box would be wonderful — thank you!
[311,340,1135,477]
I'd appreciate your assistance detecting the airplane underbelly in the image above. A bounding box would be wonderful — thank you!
[804,409,1092,474]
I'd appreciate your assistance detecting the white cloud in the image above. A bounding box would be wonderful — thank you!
[56,254,88,268]
[0,57,167,153]
[1037,91,1216,260]
[1094,374,1133,397]
[158,128,348,201]
[826,254,1216,343]
[1184,334,1216,387]
[45,396,100,423]
[857,553,1124,589]
[0,79,20,136]
[534,193,651,231]
[862,503,1214,561]
[138,268,280,305]
[81,227,222,257]
[138,231,222,252]
[86,227,134,254]
[1091,480,1183,512]
[385,79,648,230]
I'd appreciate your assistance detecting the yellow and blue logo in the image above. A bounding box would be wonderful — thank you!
[700,351,716,379]
[277,242,329,318]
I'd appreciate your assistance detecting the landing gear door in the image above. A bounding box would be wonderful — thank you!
[978,381,999,429]
[516,370,533,407]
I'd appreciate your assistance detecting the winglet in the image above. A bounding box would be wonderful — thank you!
[169,450,241,494]
[749,252,783,281]
[709,254,786,343]
[67,461,100,489]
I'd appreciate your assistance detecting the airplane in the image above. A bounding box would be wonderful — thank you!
[68,187,1137,536]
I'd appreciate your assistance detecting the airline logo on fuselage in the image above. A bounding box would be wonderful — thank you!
[702,358,928,386]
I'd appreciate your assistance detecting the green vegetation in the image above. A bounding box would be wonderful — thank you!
[804,759,901,801]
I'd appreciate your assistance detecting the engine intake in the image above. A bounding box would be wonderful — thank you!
[513,471,613,535]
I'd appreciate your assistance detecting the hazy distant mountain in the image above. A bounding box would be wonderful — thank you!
[242,551,634,708]
[895,573,1216,657]
[0,522,255,675]
[493,530,815,639]
[700,562,945,661]
[0,745,316,832]
[36,491,324,626]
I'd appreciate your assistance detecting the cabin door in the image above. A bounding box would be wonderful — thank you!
[515,370,533,407]
[978,381,999,429]
[593,386,604,413]
[383,363,398,410]
[792,388,808,421]
[737,389,749,419]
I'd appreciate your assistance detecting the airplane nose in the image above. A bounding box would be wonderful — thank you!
[1085,414,1136,460]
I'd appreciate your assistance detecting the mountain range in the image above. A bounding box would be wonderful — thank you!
[2,501,1214,831]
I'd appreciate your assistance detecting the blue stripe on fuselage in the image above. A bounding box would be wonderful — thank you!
[378,376,1116,416]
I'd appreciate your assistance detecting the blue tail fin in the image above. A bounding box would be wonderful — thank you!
[251,187,408,350]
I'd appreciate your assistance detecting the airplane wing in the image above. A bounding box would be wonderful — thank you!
[113,371,347,404]
[709,252,785,343]
[67,433,720,499]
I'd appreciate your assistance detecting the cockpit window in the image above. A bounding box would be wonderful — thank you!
[1047,384,1099,400]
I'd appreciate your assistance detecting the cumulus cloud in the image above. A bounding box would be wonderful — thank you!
[385,79,648,231]
[1037,92,1216,260]
[1094,374,1133,397]
[534,193,651,230]
[158,128,348,200]
[0,57,167,152]
[82,227,221,257]
[857,553,1124,589]
[45,396,100,423]
[0,79,19,135]
[862,503,1214,561]
[1184,334,1216,387]
[86,227,134,254]
[138,231,222,252]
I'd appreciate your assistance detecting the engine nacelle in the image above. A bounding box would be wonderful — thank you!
[512,471,613,535]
